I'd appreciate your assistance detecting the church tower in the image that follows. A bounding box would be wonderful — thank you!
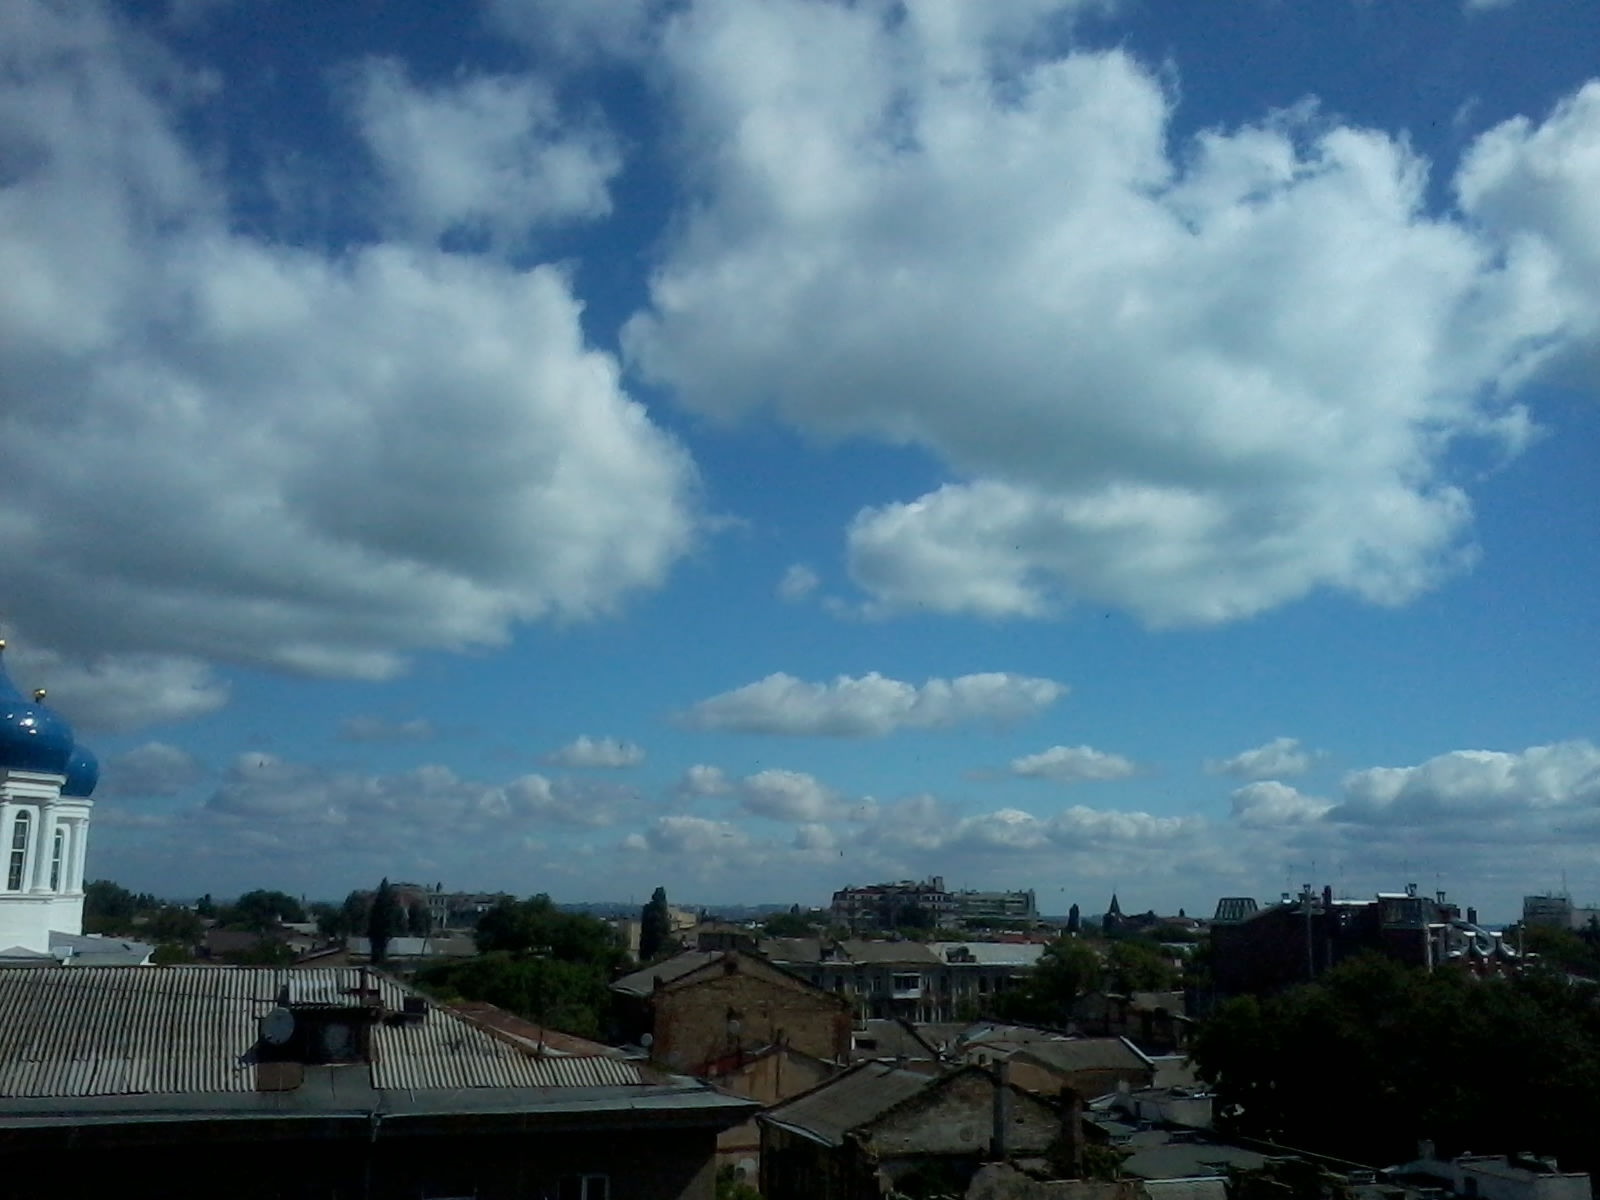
[0,640,96,954]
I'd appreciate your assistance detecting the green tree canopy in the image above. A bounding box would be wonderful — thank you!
[992,936,1102,1027]
[1107,938,1179,993]
[1191,953,1600,1171]
[476,895,623,970]
[367,878,401,964]
[228,889,306,932]
[640,886,672,961]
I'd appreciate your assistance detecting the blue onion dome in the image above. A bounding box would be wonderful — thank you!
[63,743,99,798]
[0,640,77,776]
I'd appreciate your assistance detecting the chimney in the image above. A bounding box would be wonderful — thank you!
[1467,907,1478,926]
[991,1060,1012,1161]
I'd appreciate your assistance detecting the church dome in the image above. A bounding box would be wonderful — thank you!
[0,642,77,776]
[63,743,99,798]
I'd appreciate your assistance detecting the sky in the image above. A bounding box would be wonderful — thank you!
[2,0,1598,922]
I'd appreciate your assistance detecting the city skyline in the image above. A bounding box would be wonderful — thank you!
[1,0,1597,922]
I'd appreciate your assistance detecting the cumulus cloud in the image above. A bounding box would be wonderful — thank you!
[1207,737,1313,781]
[626,1,1589,627]
[540,735,645,768]
[347,58,619,247]
[101,742,208,797]
[674,764,735,801]
[1333,741,1600,825]
[0,1,696,699]
[338,716,437,743]
[678,671,1065,736]
[1009,744,1138,782]
[3,645,229,734]
[777,563,820,602]
[1457,82,1600,384]
[202,754,633,830]
[1230,780,1333,828]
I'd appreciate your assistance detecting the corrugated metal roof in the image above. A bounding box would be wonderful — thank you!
[0,967,641,1099]
[761,1061,933,1146]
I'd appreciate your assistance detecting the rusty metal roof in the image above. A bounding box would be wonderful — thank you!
[0,966,640,1099]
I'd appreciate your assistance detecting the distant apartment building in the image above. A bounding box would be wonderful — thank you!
[830,877,1037,932]
[1209,884,1513,999]
[761,938,1043,1023]
[1522,894,1600,931]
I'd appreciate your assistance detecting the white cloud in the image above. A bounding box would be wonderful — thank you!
[1333,741,1600,825]
[1009,744,1138,782]
[1456,82,1600,385]
[338,716,437,743]
[674,764,735,801]
[101,742,208,797]
[1230,780,1332,828]
[486,0,662,62]
[0,0,696,697]
[679,671,1065,736]
[201,754,634,831]
[4,646,229,734]
[347,58,619,248]
[626,2,1587,626]
[736,768,844,821]
[1463,0,1517,11]
[1207,736,1313,781]
[540,735,646,768]
[777,563,820,602]
[644,814,753,857]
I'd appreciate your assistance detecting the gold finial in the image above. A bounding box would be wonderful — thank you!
[32,688,46,703]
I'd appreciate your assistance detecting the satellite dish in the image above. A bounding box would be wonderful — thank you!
[640,1033,654,1048]
[260,1007,295,1045]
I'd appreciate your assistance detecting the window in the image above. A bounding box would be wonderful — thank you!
[558,1175,609,1200]
[8,812,29,891]
[49,828,64,891]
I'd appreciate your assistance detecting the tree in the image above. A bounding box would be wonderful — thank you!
[151,942,191,966]
[196,893,216,918]
[763,910,816,938]
[475,895,623,970]
[229,889,306,932]
[408,901,432,937]
[640,886,672,961]
[367,878,401,965]
[1066,904,1081,935]
[1107,938,1178,993]
[1191,953,1600,1172]
[339,889,371,938]
[145,905,203,946]
[993,936,1101,1026]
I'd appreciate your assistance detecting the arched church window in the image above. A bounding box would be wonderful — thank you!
[8,811,30,891]
[50,828,64,891]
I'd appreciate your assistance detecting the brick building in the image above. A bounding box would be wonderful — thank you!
[610,949,852,1073]
[1209,884,1514,999]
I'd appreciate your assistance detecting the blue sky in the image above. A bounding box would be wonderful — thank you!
[2,0,1598,921]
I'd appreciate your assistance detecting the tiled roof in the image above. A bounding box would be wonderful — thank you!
[0,966,641,1099]
[761,1061,934,1146]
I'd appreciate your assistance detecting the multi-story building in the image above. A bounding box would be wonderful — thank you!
[1209,884,1512,999]
[1522,894,1600,931]
[829,878,1037,932]
[761,937,1043,1023]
